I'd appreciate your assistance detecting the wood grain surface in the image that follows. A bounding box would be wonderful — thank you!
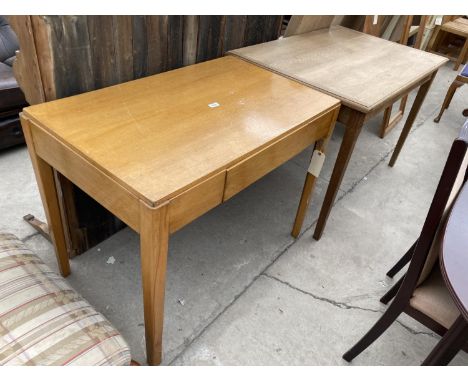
[230,25,448,113]
[24,56,339,206]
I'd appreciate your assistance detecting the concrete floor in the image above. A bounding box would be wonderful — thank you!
[1,62,467,366]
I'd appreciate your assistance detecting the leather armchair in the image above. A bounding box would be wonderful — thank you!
[0,16,27,150]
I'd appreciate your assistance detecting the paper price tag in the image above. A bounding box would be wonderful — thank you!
[308,150,325,177]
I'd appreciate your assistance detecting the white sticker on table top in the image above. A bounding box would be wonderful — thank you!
[208,102,220,108]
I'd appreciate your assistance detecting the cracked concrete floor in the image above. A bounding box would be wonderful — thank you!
[1,62,468,365]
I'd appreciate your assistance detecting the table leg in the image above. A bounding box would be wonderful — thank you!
[380,105,392,138]
[139,201,169,366]
[422,315,468,366]
[388,72,437,167]
[380,100,407,139]
[20,115,70,277]
[291,108,339,238]
[454,38,468,72]
[313,110,366,240]
[291,141,324,238]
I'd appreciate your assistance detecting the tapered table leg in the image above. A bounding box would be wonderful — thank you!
[139,201,169,366]
[313,110,366,240]
[389,72,437,167]
[21,115,70,277]
[291,141,324,238]
[291,109,339,238]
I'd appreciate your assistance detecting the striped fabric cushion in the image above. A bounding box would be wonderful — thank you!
[0,233,131,365]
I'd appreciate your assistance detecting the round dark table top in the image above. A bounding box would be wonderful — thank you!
[441,181,468,321]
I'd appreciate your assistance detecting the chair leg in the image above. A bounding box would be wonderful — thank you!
[453,39,468,72]
[386,240,416,278]
[434,78,463,123]
[380,275,404,305]
[422,315,468,366]
[342,295,406,362]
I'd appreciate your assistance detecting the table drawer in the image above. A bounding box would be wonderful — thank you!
[168,171,226,233]
[223,109,336,201]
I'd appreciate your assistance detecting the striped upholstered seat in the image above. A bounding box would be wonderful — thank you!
[0,232,131,365]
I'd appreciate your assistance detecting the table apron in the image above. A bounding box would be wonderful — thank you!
[168,171,226,233]
[27,106,338,237]
[29,120,141,232]
[363,72,436,122]
[224,109,336,200]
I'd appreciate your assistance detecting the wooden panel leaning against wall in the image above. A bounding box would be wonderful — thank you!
[9,15,284,256]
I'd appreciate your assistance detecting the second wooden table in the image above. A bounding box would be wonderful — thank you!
[21,56,340,365]
[230,25,448,239]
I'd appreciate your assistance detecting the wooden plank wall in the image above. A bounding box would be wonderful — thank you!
[10,15,284,256]
[13,16,283,102]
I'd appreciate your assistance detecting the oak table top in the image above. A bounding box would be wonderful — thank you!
[229,26,448,113]
[23,56,339,207]
[441,180,468,320]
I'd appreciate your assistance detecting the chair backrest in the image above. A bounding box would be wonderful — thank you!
[0,16,19,65]
[402,120,468,295]
[417,149,468,285]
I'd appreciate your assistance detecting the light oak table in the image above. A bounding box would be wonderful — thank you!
[20,56,340,365]
[230,25,448,240]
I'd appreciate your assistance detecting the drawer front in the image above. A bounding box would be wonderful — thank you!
[223,109,336,201]
[168,171,226,233]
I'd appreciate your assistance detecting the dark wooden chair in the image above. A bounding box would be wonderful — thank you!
[343,120,468,365]
[383,84,468,299]
[422,180,468,366]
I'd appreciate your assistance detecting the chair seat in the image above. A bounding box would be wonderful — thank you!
[461,64,468,78]
[0,62,26,112]
[410,266,460,330]
[0,233,131,365]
